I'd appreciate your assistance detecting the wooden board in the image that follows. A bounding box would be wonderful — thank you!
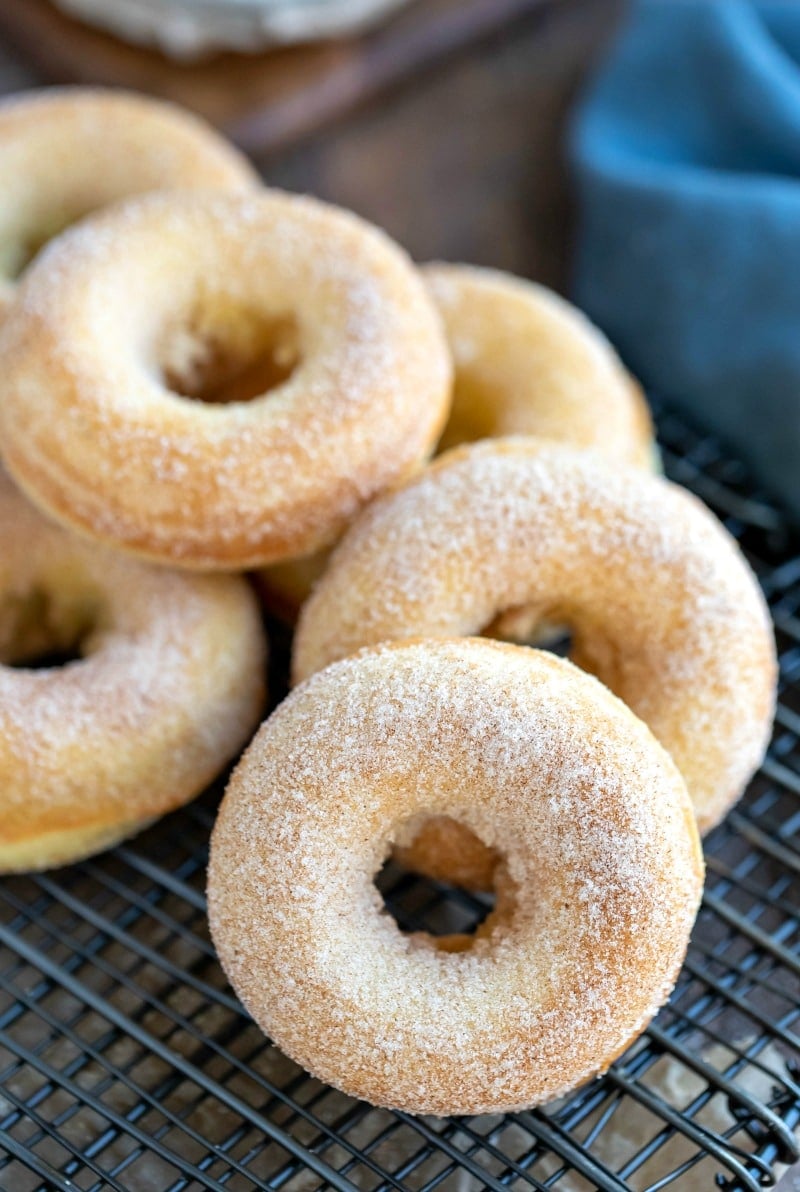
[265,0,621,286]
[0,0,554,158]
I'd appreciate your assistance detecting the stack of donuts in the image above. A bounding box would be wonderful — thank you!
[0,88,776,1117]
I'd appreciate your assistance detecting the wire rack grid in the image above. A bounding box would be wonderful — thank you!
[1,401,800,1192]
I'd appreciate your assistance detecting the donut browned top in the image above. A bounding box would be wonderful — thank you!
[209,638,703,1116]
[425,263,655,467]
[0,87,259,313]
[0,473,266,871]
[294,440,776,833]
[0,190,451,569]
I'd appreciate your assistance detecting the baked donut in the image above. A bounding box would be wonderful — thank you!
[0,190,451,571]
[426,263,656,466]
[257,262,656,624]
[0,473,266,872]
[294,440,776,850]
[0,87,259,318]
[209,638,703,1116]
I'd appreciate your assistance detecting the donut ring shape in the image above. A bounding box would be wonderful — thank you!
[256,262,656,624]
[425,262,656,466]
[0,190,451,569]
[0,87,259,318]
[0,473,266,872]
[209,638,703,1116]
[294,440,776,851]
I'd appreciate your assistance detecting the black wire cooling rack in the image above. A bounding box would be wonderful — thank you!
[1,402,800,1192]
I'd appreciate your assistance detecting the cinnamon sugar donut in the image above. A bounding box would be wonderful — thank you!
[0,87,259,319]
[426,263,656,466]
[0,473,266,872]
[257,262,656,623]
[0,190,451,569]
[209,638,703,1116]
[294,440,776,849]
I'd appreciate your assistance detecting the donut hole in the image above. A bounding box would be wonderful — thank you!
[482,603,573,655]
[0,586,103,670]
[378,817,514,952]
[376,854,494,949]
[160,309,301,405]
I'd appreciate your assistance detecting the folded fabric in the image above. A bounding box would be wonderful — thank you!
[570,0,800,522]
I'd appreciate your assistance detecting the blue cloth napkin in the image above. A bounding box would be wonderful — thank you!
[570,0,800,521]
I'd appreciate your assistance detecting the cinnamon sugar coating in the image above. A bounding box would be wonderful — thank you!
[0,473,266,871]
[0,189,451,569]
[0,87,259,317]
[209,639,703,1116]
[257,262,656,624]
[425,262,656,466]
[294,441,776,849]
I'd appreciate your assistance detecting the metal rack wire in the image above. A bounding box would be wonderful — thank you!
[1,401,799,1192]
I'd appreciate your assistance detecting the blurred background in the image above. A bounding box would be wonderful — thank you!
[0,0,620,289]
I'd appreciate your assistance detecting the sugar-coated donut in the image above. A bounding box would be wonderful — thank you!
[0,87,259,318]
[425,263,656,466]
[257,261,656,624]
[0,473,266,872]
[294,440,776,847]
[0,189,451,570]
[209,638,703,1116]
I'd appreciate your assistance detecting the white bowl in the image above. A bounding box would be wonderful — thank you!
[54,0,414,58]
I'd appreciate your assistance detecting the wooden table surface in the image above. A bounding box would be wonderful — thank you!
[0,0,623,291]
